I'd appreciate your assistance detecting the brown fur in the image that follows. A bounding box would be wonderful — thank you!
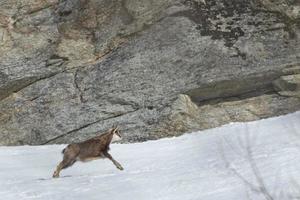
[53,127,123,178]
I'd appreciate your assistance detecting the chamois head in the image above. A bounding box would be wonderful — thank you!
[110,126,122,142]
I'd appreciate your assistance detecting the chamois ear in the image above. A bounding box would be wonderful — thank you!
[109,126,117,134]
[112,127,119,135]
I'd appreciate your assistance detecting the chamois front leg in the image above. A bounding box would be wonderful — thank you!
[103,151,124,170]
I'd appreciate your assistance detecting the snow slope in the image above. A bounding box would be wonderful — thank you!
[0,112,300,200]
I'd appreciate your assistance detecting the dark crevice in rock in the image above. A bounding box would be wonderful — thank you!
[46,55,68,67]
[27,96,40,102]
[73,69,84,103]
[0,71,63,101]
[26,3,58,15]
[196,86,276,106]
[57,10,72,17]
[49,54,69,61]
[147,106,154,110]
[40,108,139,145]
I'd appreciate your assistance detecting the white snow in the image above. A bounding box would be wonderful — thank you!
[0,112,300,200]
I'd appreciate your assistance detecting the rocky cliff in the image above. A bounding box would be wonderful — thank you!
[0,0,299,145]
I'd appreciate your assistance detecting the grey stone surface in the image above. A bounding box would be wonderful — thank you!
[0,0,299,145]
[273,65,300,97]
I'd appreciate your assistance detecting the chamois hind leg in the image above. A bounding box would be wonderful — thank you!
[53,158,76,178]
[103,151,124,170]
[53,145,79,178]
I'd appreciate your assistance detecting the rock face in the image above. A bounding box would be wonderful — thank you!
[0,0,299,145]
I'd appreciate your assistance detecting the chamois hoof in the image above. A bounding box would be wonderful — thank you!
[52,172,60,178]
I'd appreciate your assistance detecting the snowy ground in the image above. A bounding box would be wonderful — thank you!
[0,112,300,200]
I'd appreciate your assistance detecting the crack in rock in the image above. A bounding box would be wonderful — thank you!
[73,69,84,103]
[40,108,139,145]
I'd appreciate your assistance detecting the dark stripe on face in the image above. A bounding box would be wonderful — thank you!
[113,128,121,138]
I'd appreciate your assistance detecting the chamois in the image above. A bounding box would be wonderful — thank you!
[52,127,124,178]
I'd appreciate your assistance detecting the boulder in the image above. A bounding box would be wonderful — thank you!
[0,0,299,145]
[273,71,300,98]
